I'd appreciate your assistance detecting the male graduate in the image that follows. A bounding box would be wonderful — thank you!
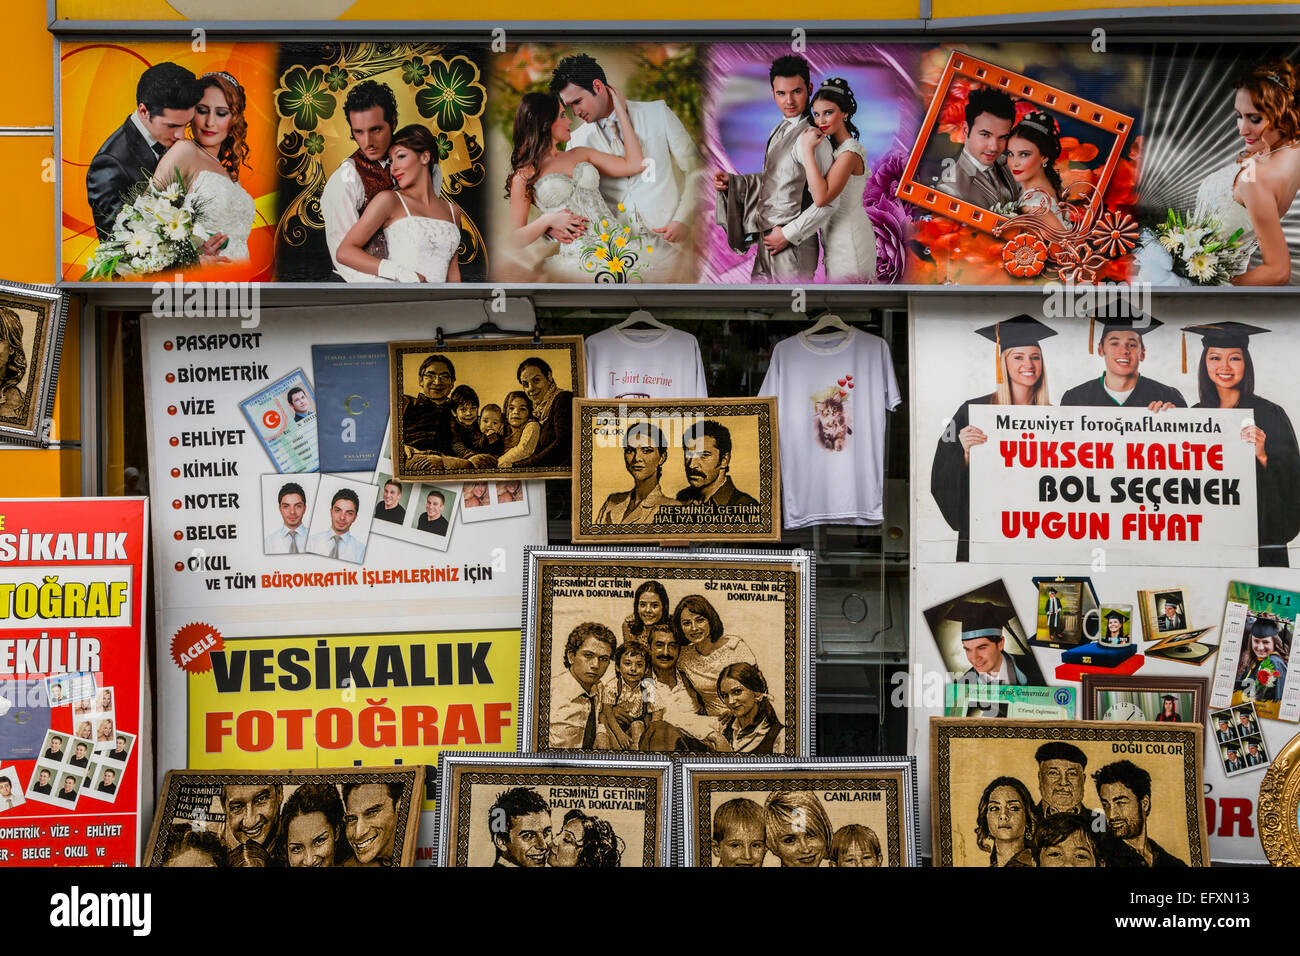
[1060,312,1187,409]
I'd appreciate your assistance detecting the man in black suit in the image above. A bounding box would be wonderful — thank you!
[86,62,203,239]
[490,787,552,867]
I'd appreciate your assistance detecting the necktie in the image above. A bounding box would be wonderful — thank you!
[330,535,340,559]
[581,692,597,749]
[603,117,623,153]
[289,530,299,554]
[152,141,168,160]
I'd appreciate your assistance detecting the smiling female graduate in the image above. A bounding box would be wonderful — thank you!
[930,314,1057,562]
[1185,321,1300,566]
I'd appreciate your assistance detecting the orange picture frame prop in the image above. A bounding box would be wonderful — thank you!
[897,52,1134,235]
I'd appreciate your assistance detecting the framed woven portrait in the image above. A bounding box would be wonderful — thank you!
[520,546,814,758]
[0,282,69,448]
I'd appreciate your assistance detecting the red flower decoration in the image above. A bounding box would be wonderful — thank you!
[1090,210,1140,258]
[1002,233,1048,278]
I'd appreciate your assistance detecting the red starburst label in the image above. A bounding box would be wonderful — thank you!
[171,621,223,674]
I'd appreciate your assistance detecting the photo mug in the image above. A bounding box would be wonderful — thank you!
[1084,604,1133,646]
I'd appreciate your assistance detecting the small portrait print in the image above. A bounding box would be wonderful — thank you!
[931,719,1207,867]
[414,486,455,538]
[41,730,69,763]
[261,472,320,556]
[372,476,411,526]
[1234,615,1291,708]
[67,738,93,770]
[462,481,490,510]
[56,771,84,805]
[0,285,69,447]
[678,757,920,867]
[0,767,24,812]
[145,768,424,867]
[26,764,60,803]
[98,731,135,764]
[390,337,584,482]
[496,480,523,504]
[305,475,379,565]
[1155,592,1187,633]
[368,476,459,553]
[1082,676,1208,725]
[73,721,94,745]
[1031,577,1099,649]
[93,686,113,715]
[573,399,779,543]
[459,479,530,524]
[95,717,116,745]
[435,754,671,867]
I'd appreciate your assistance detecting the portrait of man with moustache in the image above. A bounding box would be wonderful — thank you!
[676,419,758,514]
[220,783,282,856]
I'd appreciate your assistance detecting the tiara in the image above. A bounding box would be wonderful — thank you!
[202,71,242,90]
[1017,119,1053,135]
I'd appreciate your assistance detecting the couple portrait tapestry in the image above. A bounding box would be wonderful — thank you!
[389,337,583,482]
[146,767,423,868]
[522,549,811,758]
[435,754,671,867]
[63,43,278,282]
[704,44,921,284]
[572,399,780,543]
[679,758,920,868]
[274,43,488,283]
[925,310,1300,567]
[489,46,702,284]
[932,719,1208,868]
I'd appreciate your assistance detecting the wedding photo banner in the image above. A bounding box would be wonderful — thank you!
[58,39,1300,288]
[909,294,1300,863]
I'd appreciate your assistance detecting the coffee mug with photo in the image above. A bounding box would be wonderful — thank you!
[1084,604,1133,646]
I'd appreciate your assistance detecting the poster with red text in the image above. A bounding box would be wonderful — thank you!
[0,498,148,867]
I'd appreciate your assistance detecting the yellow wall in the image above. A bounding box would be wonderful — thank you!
[0,2,76,497]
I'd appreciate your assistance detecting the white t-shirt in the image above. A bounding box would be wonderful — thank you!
[584,323,708,399]
[759,328,900,529]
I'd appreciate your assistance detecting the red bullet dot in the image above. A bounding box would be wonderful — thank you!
[173,531,183,541]
[163,341,173,351]
[170,468,180,478]
[165,373,175,383]
[174,562,184,572]
[167,405,177,416]
[171,500,182,510]
[169,437,179,447]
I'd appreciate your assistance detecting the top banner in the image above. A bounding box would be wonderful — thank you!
[58,39,1300,288]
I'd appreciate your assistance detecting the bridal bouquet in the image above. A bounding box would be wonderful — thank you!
[578,206,649,283]
[1152,209,1249,285]
[82,172,210,280]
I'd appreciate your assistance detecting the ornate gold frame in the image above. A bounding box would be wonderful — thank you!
[1258,730,1300,865]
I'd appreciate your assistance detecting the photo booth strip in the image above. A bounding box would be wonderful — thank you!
[896,52,1133,235]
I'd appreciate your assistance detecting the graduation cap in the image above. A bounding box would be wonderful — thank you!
[1250,618,1281,640]
[975,315,1057,385]
[1088,310,1163,355]
[1181,321,1270,373]
[1161,694,1177,703]
[947,600,1016,643]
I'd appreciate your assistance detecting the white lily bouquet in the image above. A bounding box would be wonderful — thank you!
[1153,209,1249,285]
[82,172,210,280]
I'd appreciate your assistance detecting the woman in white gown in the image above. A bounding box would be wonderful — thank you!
[336,125,462,282]
[153,71,256,266]
[1138,58,1300,286]
[505,89,647,281]
[1004,110,1067,229]
[797,77,877,283]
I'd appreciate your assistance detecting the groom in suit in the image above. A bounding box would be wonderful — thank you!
[321,80,400,282]
[550,55,703,282]
[713,55,838,282]
[935,87,1020,208]
[86,62,204,239]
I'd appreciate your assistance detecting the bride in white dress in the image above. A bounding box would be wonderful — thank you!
[153,72,256,266]
[797,78,877,283]
[336,124,462,282]
[1004,111,1068,229]
[1138,59,1300,286]
[505,89,647,282]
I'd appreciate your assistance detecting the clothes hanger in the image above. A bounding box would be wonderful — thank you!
[614,307,670,332]
[801,311,852,337]
[434,302,518,346]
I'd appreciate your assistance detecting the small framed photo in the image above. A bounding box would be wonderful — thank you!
[1082,675,1209,725]
[1260,729,1300,864]
[571,398,781,544]
[677,756,920,868]
[434,752,674,867]
[520,546,814,757]
[931,718,1208,867]
[144,766,425,868]
[896,51,1133,235]
[1030,575,1099,649]
[390,336,585,482]
[0,281,70,448]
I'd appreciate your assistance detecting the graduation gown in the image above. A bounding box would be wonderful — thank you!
[1059,374,1187,409]
[931,394,993,562]
[1196,394,1300,567]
